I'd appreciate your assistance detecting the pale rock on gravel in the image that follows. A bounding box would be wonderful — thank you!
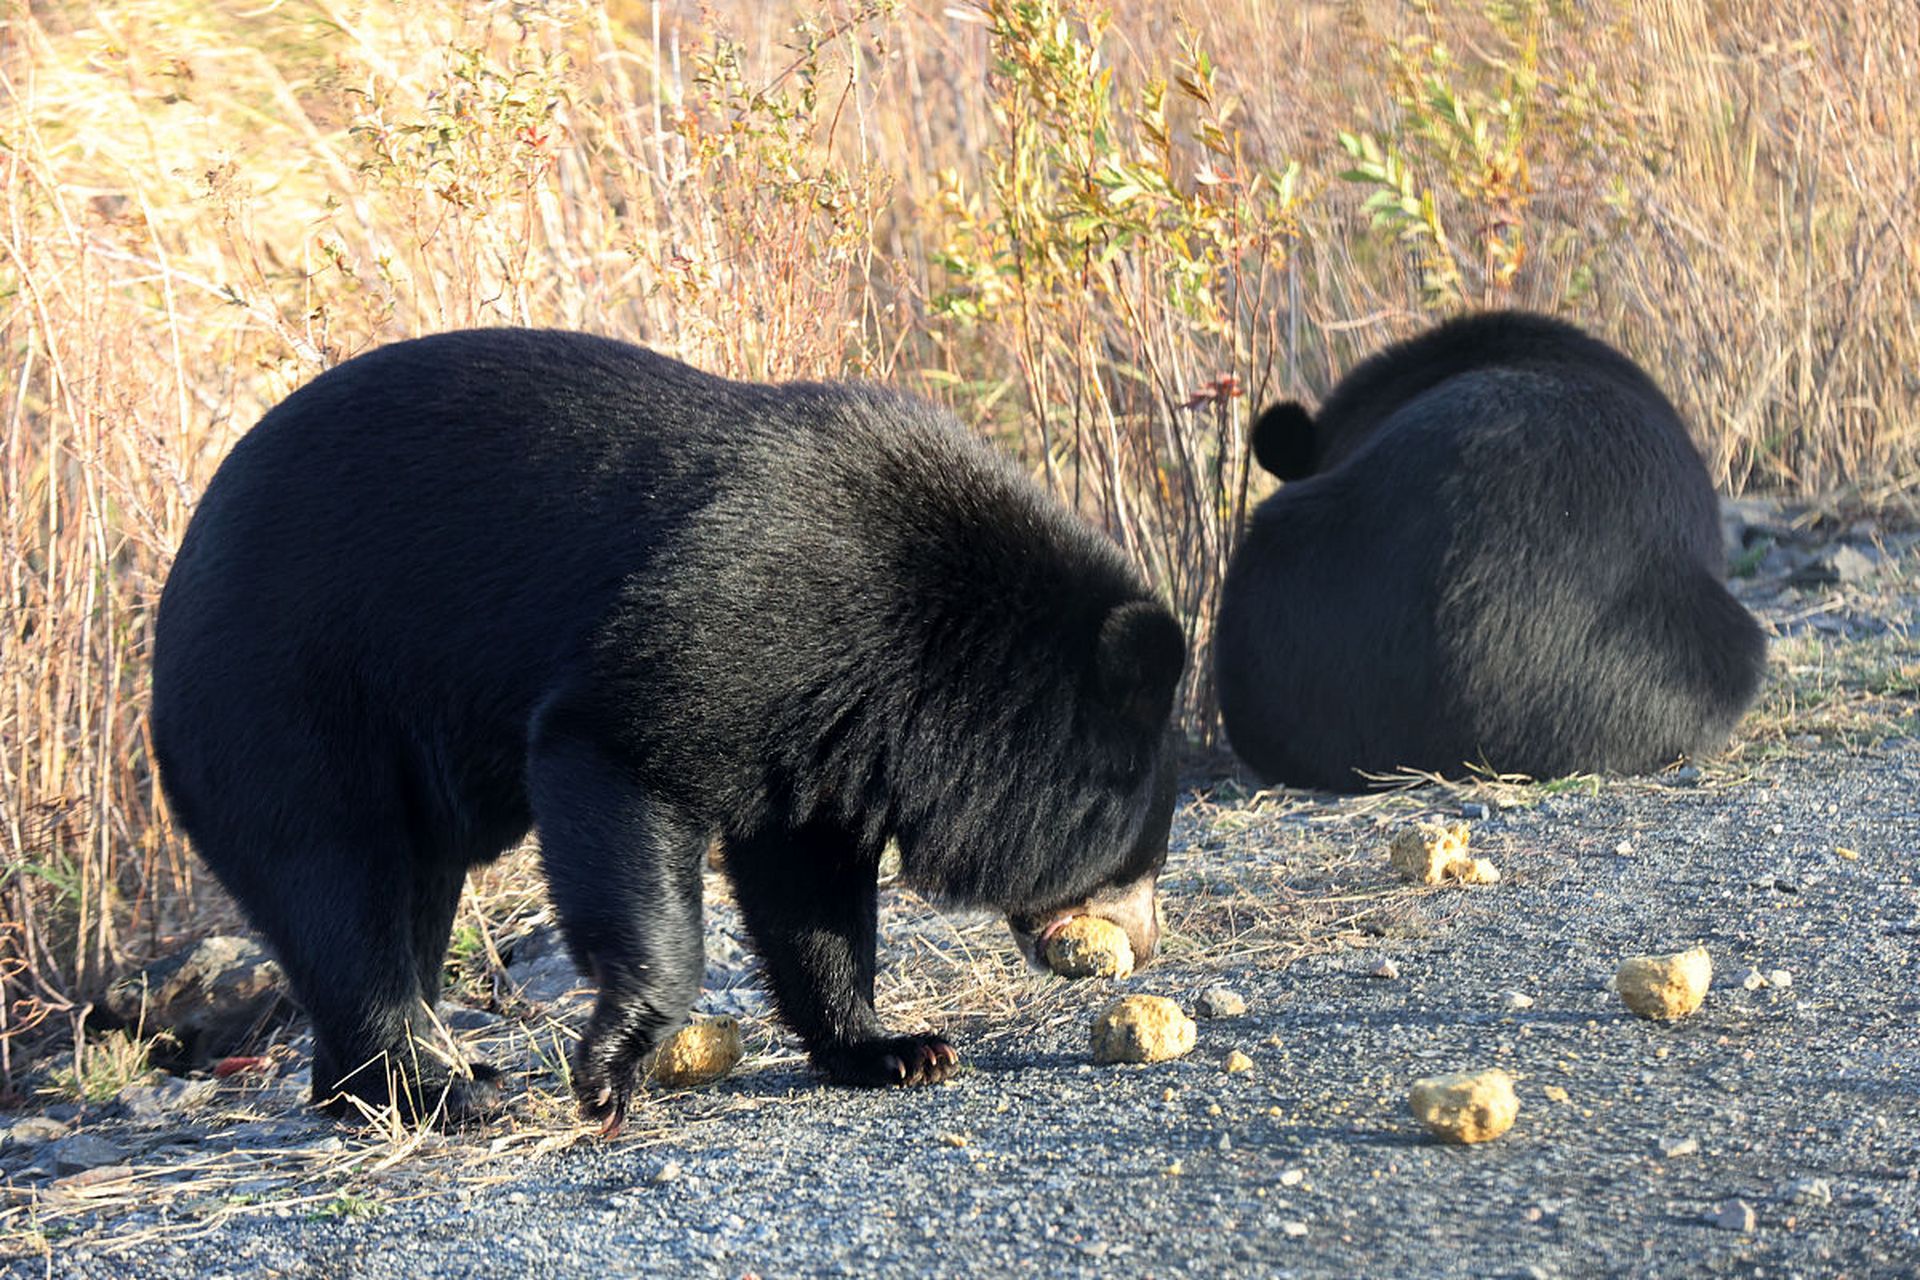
[1,1116,72,1148]
[1193,986,1247,1019]
[1091,996,1197,1064]
[47,1133,129,1176]
[1615,947,1713,1019]
[1408,1069,1520,1144]
[1781,1177,1833,1206]
[648,1017,745,1088]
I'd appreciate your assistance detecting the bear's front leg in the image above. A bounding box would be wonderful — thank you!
[527,708,706,1136]
[725,822,959,1087]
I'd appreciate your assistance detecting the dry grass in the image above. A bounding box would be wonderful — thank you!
[2,0,1916,1083]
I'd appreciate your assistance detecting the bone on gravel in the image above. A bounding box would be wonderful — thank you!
[648,1016,745,1087]
[1407,1069,1520,1144]
[1615,947,1713,1020]
[1091,995,1196,1064]
[1044,916,1134,979]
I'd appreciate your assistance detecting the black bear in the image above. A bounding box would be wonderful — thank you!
[1214,310,1765,792]
[151,329,1183,1131]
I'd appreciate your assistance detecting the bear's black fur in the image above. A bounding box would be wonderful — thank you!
[1215,311,1765,792]
[151,329,1184,1130]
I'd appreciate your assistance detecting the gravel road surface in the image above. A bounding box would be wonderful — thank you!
[7,741,1916,1279]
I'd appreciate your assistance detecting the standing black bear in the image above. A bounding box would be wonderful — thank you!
[1214,311,1765,792]
[151,329,1184,1131]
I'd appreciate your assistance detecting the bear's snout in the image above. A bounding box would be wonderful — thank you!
[1009,870,1161,971]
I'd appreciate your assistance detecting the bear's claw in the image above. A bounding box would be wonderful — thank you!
[822,1033,959,1087]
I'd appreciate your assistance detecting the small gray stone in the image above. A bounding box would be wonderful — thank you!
[1658,1136,1699,1159]
[1613,841,1634,857]
[1831,545,1875,582]
[1669,765,1703,787]
[48,1133,129,1176]
[1780,1177,1832,1206]
[102,936,288,1062]
[653,1161,683,1184]
[1281,1221,1308,1238]
[1502,991,1535,1011]
[509,950,586,1008]
[2,1116,72,1149]
[1194,987,1247,1019]
[1788,544,1875,587]
[1740,968,1769,991]
[1707,1199,1756,1232]
[1368,959,1400,980]
[120,1076,219,1124]
[440,1005,505,1033]
[1461,802,1489,820]
[1766,969,1794,990]
[1279,1167,1305,1187]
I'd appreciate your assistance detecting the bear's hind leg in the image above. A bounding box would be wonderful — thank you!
[238,843,492,1125]
[724,822,959,1088]
[526,717,706,1136]
[408,856,508,1116]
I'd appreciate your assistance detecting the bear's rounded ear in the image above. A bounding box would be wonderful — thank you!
[1251,401,1317,480]
[1096,601,1187,734]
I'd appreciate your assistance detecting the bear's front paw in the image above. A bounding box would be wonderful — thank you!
[574,1020,660,1138]
[818,1034,959,1087]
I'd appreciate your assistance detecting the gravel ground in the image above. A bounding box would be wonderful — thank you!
[5,515,1917,1279]
[12,753,1918,1277]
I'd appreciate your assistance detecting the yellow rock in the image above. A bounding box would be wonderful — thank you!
[1091,995,1196,1064]
[649,1017,744,1087]
[1408,1069,1519,1144]
[1224,1049,1254,1074]
[1389,822,1479,885]
[1045,916,1135,979]
[1616,947,1713,1020]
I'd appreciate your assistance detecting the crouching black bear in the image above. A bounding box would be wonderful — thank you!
[1214,311,1765,792]
[151,329,1184,1131]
